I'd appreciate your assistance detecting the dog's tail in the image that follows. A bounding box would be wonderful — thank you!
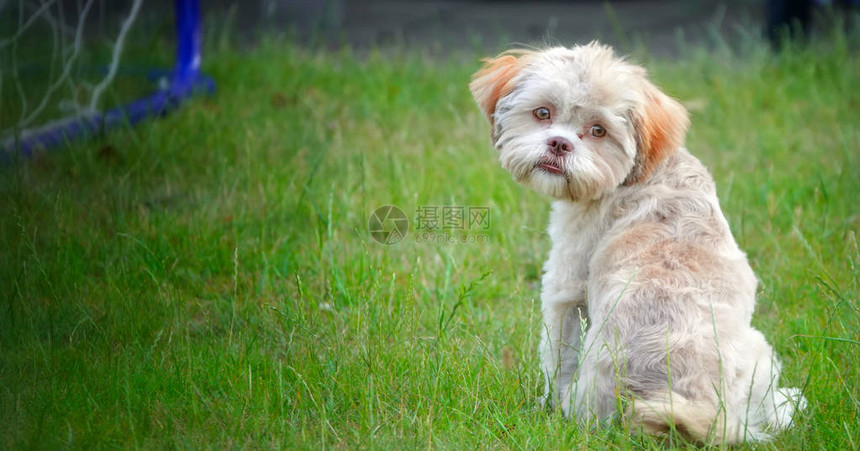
[629,391,768,444]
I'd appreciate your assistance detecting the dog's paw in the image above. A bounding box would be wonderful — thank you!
[772,387,807,430]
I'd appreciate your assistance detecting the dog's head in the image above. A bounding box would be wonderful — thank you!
[470,42,689,201]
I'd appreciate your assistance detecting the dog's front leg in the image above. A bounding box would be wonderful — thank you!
[539,288,587,409]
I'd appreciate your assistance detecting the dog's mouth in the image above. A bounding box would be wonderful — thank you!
[536,158,565,175]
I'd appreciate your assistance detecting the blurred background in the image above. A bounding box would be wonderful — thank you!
[3,0,858,56]
[200,0,856,55]
[2,0,855,143]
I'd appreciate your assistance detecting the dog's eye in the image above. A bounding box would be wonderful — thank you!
[590,124,606,137]
[533,107,551,121]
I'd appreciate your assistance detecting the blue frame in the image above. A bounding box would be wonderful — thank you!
[2,0,215,157]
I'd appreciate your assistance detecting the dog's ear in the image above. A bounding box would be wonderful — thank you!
[469,51,532,126]
[625,80,689,185]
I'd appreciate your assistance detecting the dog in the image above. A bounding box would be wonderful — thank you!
[469,42,805,443]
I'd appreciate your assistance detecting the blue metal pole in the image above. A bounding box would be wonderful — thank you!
[172,0,205,95]
[2,0,215,158]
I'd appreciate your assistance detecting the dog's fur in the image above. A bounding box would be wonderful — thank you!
[470,43,805,443]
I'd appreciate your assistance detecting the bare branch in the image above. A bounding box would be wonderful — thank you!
[18,0,95,128]
[11,2,29,122]
[0,0,58,49]
[89,0,144,111]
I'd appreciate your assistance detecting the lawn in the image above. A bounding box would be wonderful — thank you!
[1,27,858,449]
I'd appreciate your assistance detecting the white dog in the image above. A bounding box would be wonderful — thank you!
[469,42,805,443]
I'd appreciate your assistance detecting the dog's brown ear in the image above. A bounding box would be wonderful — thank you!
[469,51,532,126]
[625,81,689,184]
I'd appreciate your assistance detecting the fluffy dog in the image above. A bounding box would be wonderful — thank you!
[469,42,805,443]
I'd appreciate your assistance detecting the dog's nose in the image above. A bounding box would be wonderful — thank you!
[547,137,573,155]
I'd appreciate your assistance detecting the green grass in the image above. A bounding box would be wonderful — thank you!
[1,30,858,448]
